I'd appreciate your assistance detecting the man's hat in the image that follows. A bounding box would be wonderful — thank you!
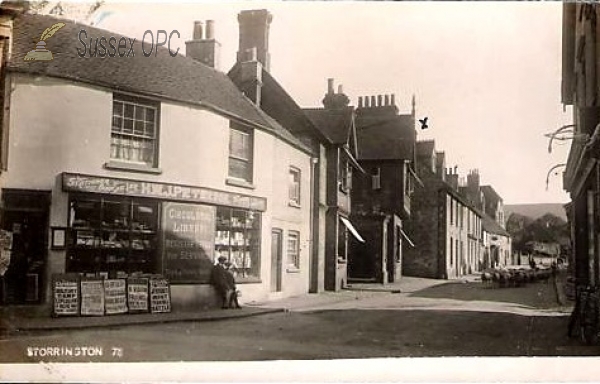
[217,256,227,263]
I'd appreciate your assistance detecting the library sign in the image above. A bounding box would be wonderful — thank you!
[62,173,267,211]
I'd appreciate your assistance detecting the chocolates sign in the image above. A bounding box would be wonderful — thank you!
[62,173,266,211]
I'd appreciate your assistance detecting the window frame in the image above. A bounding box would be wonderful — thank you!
[372,167,381,190]
[228,124,254,185]
[289,167,301,207]
[339,158,352,193]
[110,94,160,169]
[287,230,300,270]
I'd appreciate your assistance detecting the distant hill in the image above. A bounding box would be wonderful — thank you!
[505,203,567,222]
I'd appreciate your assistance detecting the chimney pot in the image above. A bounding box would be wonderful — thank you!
[391,94,395,105]
[337,84,343,94]
[193,21,204,40]
[358,97,363,108]
[205,20,215,39]
[371,96,376,107]
[377,95,383,107]
[384,95,390,106]
[364,97,369,108]
[327,78,334,95]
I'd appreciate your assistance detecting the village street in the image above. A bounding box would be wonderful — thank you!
[0,274,596,363]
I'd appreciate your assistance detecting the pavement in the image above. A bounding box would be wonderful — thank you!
[0,273,569,334]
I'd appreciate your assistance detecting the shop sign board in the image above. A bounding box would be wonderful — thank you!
[150,278,171,313]
[127,277,149,313]
[62,173,267,211]
[162,202,216,284]
[52,274,80,317]
[80,279,105,316]
[104,279,128,315]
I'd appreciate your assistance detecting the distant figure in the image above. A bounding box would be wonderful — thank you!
[210,256,234,309]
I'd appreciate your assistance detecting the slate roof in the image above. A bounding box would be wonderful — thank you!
[9,13,310,153]
[481,185,502,203]
[481,212,510,237]
[416,140,435,159]
[228,63,330,145]
[354,114,415,160]
[303,107,354,144]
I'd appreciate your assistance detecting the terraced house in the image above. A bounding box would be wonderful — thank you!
[0,9,314,310]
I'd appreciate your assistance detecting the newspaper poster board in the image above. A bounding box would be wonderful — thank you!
[104,279,128,315]
[52,274,80,317]
[127,277,149,313]
[80,279,105,316]
[150,278,171,313]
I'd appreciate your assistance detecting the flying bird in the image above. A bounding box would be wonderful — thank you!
[419,117,429,130]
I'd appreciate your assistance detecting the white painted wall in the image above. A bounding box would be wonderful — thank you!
[3,73,312,306]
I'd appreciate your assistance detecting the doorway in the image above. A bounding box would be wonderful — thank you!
[1,190,50,305]
[271,229,282,292]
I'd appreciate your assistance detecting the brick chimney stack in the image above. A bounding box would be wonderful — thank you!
[322,78,350,110]
[236,9,272,72]
[356,93,399,116]
[186,20,221,69]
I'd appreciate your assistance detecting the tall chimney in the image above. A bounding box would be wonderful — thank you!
[322,79,349,110]
[239,47,263,106]
[186,19,221,69]
[237,9,273,71]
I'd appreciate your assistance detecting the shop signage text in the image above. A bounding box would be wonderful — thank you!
[62,173,267,211]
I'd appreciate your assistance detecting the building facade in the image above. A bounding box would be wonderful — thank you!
[562,2,600,286]
[348,94,418,284]
[0,12,314,309]
[403,141,483,279]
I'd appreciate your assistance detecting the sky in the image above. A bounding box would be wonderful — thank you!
[89,0,572,205]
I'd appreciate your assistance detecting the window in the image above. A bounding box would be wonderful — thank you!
[214,207,261,280]
[289,167,301,206]
[229,125,254,183]
[67,196,158,275]
[339,159,352,193]
[338,217,348,262]
[287,231,300,269]
[449,198,454,225]
[111,95,159,167]
[450,236,453,266]
[372,167,381,190]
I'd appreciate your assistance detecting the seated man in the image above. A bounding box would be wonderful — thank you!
[224,262,241,309]
[210,256,234,309]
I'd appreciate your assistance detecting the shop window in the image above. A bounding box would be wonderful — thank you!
[337,217,348,262]
[66,196,158,276]
[111,95,159,168]
[215,207,261,280]
[228,125,254,183]
[287,231,300,269]
[289,167,301,206]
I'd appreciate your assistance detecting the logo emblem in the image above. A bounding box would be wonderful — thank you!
[24,22,65,62]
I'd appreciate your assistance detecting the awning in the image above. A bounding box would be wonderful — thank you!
[400,228,415,248]
[340,216,365,243]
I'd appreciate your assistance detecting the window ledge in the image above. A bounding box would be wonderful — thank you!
[104,161,162,175]
[288,201,301,209]
[236,277,261,284]
[226,178,255,190]
[286,267,301,274]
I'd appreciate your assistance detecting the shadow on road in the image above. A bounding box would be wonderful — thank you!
[408,279,560,309]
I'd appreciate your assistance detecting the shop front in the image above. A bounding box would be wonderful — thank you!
[56,172,266,311]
